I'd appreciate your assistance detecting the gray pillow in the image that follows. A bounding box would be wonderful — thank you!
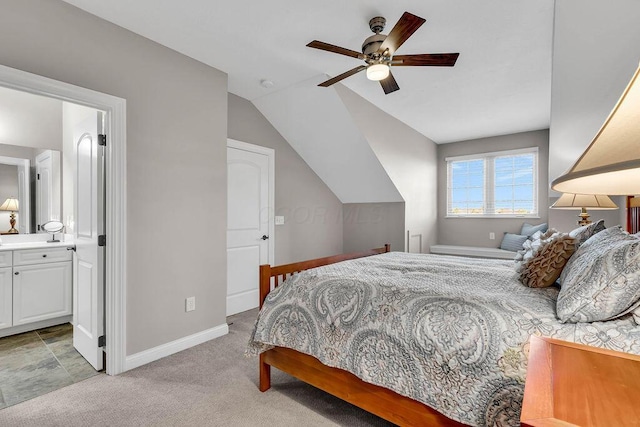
[521,222,548,237]
[569,219,606,248]
[500,233,528,252]
[556,227,640,323]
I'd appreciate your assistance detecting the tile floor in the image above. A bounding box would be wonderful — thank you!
[0,323,100,409]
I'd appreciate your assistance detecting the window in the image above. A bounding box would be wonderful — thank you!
[446,148,538,217]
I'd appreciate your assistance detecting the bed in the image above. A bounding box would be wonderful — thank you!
[248,244,640,426]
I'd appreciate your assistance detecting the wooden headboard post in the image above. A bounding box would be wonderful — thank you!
[259,264,271,309]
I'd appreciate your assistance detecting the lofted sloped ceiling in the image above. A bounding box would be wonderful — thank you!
[60,0,554,203]
[253,76,402,203]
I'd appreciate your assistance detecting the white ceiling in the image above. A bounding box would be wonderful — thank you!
[61,0,554,144]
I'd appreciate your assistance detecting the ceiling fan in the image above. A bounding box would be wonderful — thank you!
[307,12,459,95]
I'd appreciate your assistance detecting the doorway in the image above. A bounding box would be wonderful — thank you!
[0,64,126,378]
[0,85,108,408]
[226,139,274,316]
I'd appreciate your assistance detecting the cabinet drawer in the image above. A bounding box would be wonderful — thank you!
[13,248,73,266]
[0,251,12,268]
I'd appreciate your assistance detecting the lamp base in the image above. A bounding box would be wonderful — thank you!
[578,208,591,226]
[7,212,18,234]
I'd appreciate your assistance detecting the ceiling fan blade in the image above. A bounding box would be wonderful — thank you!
[378,12,426,55]
[307,40,364,59]
[391,53,460,67]
[380,71,400,95]
[318,65,367,87]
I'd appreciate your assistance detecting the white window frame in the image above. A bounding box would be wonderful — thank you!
[446,147,539,218]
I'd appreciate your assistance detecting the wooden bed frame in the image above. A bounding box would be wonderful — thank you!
[258,244,465,427]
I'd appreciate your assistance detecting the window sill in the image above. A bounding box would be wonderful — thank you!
[445,215,541,219]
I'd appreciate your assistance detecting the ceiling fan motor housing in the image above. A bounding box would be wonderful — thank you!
[362,34,386,57]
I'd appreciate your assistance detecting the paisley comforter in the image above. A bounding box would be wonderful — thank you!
[248,252,640,426]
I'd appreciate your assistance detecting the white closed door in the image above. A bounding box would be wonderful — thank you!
[73,111,105,370]
[227,142,273,316]
[35,150,61,231]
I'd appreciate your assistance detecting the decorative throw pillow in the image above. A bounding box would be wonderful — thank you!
[556,227,640,323]
[569,219,606,248]
[518,233,576,288]
[521,222,548,237]
[515,228,557,267]
[500,233,528,252]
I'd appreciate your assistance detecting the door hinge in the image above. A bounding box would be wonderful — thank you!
[98,335,106,347]
[98,134,107,146]
[98,235,106,246]
[37,173,40,180]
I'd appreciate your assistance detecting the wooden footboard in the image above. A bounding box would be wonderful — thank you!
[256,244,466,427]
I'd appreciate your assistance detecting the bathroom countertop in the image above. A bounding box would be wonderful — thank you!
[0,238,75,252]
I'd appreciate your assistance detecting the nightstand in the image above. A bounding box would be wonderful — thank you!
[521,335,640,427]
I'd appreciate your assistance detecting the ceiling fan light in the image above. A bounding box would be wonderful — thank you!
[366,64,389,81]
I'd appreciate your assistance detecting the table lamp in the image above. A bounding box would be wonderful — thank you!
[0,197,19,234]
[550,193,618,226]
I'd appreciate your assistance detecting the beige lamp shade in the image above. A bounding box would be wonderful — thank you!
[551,64,640,195]
[550,193,618,210]
[0,197,19,212]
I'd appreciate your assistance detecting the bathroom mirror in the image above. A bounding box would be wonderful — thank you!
[0,145,62,234]
[0,85,65,235]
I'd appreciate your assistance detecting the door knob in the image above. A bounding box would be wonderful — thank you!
[261,235,269,240]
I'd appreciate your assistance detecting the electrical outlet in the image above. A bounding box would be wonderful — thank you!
[489,232,495,240]
[186,297,195,312]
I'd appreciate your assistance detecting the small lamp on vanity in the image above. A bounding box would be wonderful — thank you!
[0,197,19,234]
[550,193,618,226]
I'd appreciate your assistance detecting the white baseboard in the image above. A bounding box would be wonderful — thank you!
[227,289,259,316]
[124,323,229,371]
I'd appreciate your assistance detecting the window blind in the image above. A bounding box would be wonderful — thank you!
[446,147,538,217]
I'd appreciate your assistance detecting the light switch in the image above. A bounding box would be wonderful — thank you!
[275,216,285,225]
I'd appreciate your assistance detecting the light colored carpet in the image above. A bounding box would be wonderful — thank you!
[0,309,393,427]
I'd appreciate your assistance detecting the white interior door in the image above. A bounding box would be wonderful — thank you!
[35,150,61,231]
[73,111,105,370]
[227,141,273,316]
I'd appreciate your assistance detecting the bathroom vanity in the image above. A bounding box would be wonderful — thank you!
[0,239,74,338]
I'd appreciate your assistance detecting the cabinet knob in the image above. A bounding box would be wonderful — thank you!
[14,271,19,275]
[42,254,47,258]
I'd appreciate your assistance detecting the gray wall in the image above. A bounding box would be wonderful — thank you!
[0,144,37,162]
[228,94,343,263]
[549,0,639,230]
[0,85,62,150]
[343,203,405,254]
[0,0,228,355]
[437,130,549,247]
[336,85,438,253]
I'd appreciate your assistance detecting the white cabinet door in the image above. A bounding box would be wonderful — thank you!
[0,267,12,329]
[12,262,72,325]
